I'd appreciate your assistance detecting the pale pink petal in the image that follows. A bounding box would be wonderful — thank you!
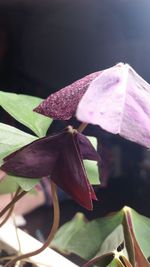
[76,63,150,148]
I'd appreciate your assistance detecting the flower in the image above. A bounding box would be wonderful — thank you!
[76,63,150,148]
[34,71,101,120]
[1,126,100,210]
[34,63,150,148]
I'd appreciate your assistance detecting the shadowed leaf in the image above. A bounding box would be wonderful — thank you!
[52,207,150,266]
[0,175,39,193]
[0,175,18,194]
[0,123,37,165]
[51,213,87,254]
[83,136,100,185]
[52,211,123,259]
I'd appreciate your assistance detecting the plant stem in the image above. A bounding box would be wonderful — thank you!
[77,122,88,133]
[12,211,22,255]
[0,190,27,218]
[4,180,60,267]
[0,187,21,227]
[0,205,14,227]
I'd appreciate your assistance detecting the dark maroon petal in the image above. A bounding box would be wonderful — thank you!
[89,184,97,201]
[75,132,101,162]
[1,131,66,178]
[1,126,97,209]
[51,132,96,210]
[34,71,101,120]
[73,132,98,201]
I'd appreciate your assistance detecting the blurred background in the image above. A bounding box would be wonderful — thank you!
[1,0,150,96]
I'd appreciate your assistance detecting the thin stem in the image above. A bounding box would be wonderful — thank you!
[0,190,27,218]
[4,180,60,267]
[0,187,21,227]
[12,212,22,255]
[0,205,14,227]
[77,122,88,133]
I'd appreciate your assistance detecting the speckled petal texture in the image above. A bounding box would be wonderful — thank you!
[76,63,150,148]
[34,71,101,120]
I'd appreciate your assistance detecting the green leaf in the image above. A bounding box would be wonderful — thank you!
[11,175,40,191]
[52,211,123,260]
[131,209,150,260]
[0,123,38,165]
[51,213,86,254]
[97,225,126,257]
[86,257,125,267]
[85,136,100,185]
[87,136,97,150]
[83,226,129,267]
[107,258,125,267]
[52,207,150,267]
[84,160,100,185]
[0,175,39,193]
[0,175,18,194]
[0,91,52,137]
[0,123,40,192]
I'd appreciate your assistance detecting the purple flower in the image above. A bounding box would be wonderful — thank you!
[1,126,100,210]
[76,63,150,148]
[34,63,150,148]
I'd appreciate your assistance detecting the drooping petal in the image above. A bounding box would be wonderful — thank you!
[1,126,98,210]
[73,132,98,202]
[76,63,150,148]
[34,71,101,120]
[51,130,97,210]
[74,132,99,200]
[75,132,100,162]
[87,180,98,201]
[1,131,66,178]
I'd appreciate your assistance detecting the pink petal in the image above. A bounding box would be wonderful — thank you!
[76,63,150,148]
[34,71,101,120]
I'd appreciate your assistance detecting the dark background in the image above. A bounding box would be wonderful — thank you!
[1,0,150,97]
